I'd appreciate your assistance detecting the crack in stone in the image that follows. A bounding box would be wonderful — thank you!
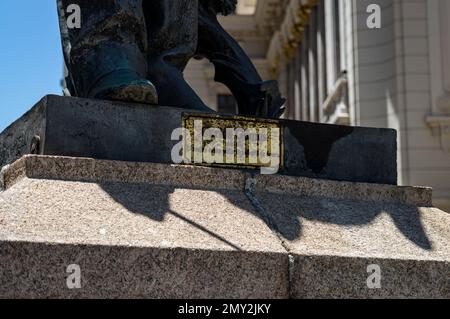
[0,165,10,192]
[244,176,294,298]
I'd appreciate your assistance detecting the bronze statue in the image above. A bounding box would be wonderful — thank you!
[57,0,285,117]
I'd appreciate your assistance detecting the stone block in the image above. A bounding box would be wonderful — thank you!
[252,174,450,298]
[1,156,448,298]
[0,95,397,184]
[0,156,288,299]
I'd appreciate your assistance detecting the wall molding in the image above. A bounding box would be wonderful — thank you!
[426,116,450,152]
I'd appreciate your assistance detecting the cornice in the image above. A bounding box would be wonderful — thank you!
[266,0,318,77]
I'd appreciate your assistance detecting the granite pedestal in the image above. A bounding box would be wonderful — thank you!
[0,155,448,298]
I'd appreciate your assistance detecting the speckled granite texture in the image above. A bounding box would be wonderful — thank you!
[0,155,449,298]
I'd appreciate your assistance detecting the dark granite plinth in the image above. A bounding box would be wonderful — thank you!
[0,95,397,184]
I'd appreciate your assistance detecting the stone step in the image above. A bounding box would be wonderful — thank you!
[0,156,448,298]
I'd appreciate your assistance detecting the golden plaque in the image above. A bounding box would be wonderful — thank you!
[181,113,284,170]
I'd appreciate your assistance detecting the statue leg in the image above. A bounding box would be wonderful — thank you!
[142,0,213,112]
[57,0,157,104]
[197,6,286,117]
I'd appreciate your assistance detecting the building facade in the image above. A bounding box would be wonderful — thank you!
[184,0,450,212]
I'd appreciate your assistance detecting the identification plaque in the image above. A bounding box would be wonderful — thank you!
[181,113,284,172]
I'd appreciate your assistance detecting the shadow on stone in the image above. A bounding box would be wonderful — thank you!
[258,194,433,251]
[100,181,432,252]
[100,182,244,251]
[386,203,432,250]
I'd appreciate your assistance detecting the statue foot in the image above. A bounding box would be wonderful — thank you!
[90,70,158,105]
[99,80,159,105]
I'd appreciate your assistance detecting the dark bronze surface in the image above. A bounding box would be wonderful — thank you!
[56,0,285,117]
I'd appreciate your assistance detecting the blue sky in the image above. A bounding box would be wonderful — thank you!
[0,1,63,132]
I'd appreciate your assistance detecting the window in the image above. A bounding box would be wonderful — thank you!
[283,0,349,124]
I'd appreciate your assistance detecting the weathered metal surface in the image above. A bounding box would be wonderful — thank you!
[182,113,284,170]
[56,0,285,117]
[0,95,397,185]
